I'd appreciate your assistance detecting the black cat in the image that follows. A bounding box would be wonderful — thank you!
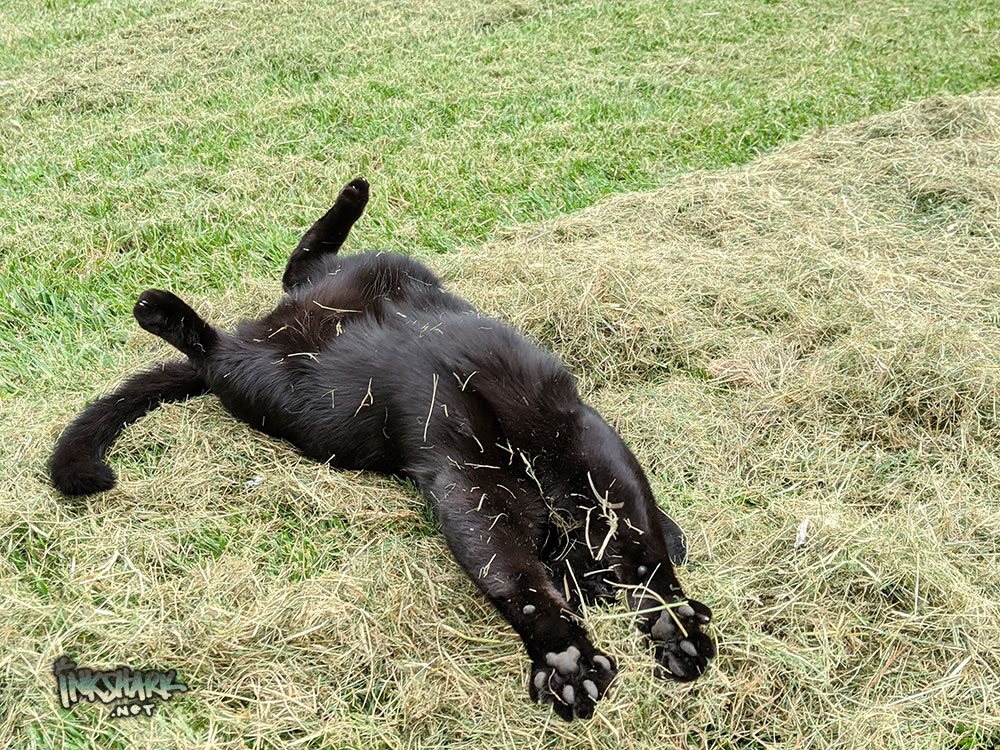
[49,178,715,720]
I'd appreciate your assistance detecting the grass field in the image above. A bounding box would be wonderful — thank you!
[2,0,1000,748]
[3,0,1000,394]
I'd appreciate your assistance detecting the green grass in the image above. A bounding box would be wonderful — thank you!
[2,1,1000,748]
[2,0,999,396]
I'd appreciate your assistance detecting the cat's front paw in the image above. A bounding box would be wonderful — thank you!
[336,177,369,219]
[646,600,714,681]
[529,645,617,721]
[133,289,188,338]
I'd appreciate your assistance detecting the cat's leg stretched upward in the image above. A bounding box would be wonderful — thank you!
[48,180,369,496]
[282,177,369,292]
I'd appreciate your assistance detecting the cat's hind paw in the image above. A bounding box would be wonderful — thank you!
[529,646,616,721]
[647,600,715,681]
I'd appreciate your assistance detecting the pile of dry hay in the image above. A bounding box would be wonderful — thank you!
[4,92,1000,748]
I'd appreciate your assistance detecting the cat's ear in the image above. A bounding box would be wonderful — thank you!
[296,178,369,254]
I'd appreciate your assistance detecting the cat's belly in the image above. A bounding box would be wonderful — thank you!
[207,346,403,473]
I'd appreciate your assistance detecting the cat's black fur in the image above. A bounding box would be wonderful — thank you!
[49,178,715,720]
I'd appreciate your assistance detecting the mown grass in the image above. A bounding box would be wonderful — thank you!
[6,92,1000,749]
[441,92,1000,748]
[2,1,1000,748]
[2,0,999,396]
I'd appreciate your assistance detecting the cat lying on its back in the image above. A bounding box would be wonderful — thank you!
[50,178,715,720]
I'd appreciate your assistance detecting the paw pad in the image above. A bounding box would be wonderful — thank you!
[544,645,580,675]
[533,670,547,690]
[650,616,674,640]
[648,600,715,683]
[531,647,616,721]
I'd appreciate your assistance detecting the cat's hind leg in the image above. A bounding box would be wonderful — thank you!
[428,468,616,721]
[134,289,219,361]
[568,470,715,682]
[282,177,369,292]
[542,506,688,610]
[451,334,712,677]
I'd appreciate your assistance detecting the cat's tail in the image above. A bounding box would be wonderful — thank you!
[49,360,208,496]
